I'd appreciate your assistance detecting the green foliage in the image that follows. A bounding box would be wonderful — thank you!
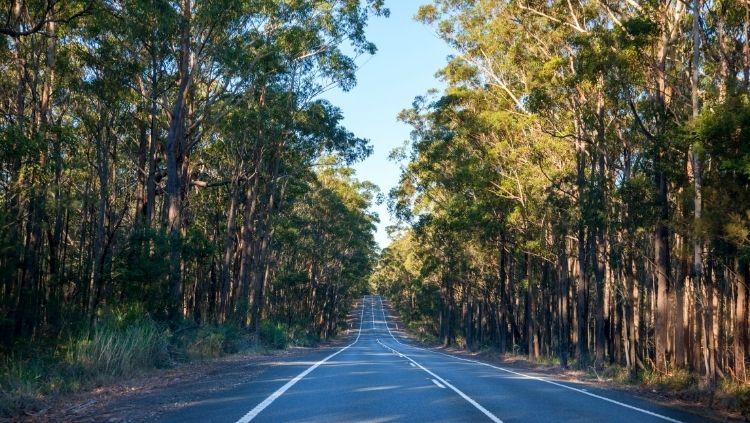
[0,0,383,416]
[185,325,251,359]
[114,228,171,318]
[68,315,170,378]
[260,322,289,350]
[0,312,169,417]
[738,390,750,420]
[638,367,696,391]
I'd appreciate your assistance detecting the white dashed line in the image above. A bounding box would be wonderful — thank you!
[377,338,503,423]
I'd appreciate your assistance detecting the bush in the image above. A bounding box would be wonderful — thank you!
[260,322,288,349]
[187,329,226,359]
[736,386,750,420]
[720,378,750,419]
[0,356,47,416]
[288,327,321,347]
[0,312,169,417]
[171,322,263,359]
[638,366,696,391]
[407,320,438,345]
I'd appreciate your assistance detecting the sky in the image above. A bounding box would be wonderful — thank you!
[322,1,453,249]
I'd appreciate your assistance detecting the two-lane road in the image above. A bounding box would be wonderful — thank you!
[160,296,708,422]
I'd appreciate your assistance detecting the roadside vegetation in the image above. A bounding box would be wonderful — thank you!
[0,0,383,417]
[0,305,351,417]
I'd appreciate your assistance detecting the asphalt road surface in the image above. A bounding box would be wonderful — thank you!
[159,295,708,423]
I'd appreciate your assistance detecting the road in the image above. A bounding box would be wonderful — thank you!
[160,295,708,423]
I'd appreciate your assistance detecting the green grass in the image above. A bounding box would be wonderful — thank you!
[69,318,170,377]
[0,315,171,416]
[638,366,697,390]
[533,355,561,366]
[176,324,261,359]
[719,378,750,419]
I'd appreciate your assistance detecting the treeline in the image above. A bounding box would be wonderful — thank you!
[374,0,750,386]
[0,0,384,345]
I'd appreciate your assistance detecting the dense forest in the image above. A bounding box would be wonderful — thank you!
[0,0,385,348]
[374,0,750,387]
[5,0,750,415]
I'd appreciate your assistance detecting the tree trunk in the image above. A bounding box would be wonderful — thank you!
[735,257,747,381]
[88,115,109,324]
[558,239,570,368]
[166,0,193,320]
[220,182,240,322]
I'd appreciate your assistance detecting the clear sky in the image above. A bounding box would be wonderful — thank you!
[322,0,452,249]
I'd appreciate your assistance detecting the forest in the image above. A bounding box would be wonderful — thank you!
[0,0,386,391]
[373,0,750,389]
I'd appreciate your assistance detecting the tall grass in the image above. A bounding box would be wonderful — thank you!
[0,313,169,416]
[68,317,170,378]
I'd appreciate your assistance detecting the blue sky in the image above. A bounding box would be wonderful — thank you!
[323,0,452,249]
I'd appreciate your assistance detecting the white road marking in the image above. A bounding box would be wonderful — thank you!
[377,338,503,423]
[376,296,684,423]
[235,297,366,423]
[378,296,402,345]
[409,362,416,367]
[431,378,446,388]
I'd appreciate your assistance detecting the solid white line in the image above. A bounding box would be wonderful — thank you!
[376,296,683,423]
[377,338,503,423]
[432,352,685,423]
[235,296,366,423]
[379,296,401,344]
[431,378,446,388]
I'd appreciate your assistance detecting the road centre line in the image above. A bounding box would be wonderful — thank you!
[376,338,503,423]
[376,296,683,423]
[235,296,366,423]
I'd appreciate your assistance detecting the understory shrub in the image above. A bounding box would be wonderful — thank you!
[0,311,169,417]
[185,325,256,358]
[69,317,170,377]
[260,322,288,349]
[639,367,696,391]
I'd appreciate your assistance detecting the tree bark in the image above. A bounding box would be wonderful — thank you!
[166,0,193,319]
[735,257,747,381]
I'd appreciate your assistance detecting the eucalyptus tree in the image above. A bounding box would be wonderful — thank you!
[381,0,750,386]
[0,0,386,346]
